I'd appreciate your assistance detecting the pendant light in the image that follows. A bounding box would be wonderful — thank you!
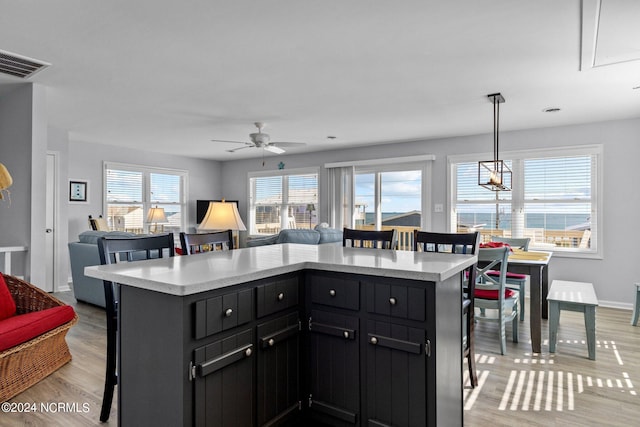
[478,93,511,191]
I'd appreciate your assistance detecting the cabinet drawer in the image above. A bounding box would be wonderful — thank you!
[256,276,299,318]
[194,288,253,339]
[309,274,360,311]
[366,281,426,321]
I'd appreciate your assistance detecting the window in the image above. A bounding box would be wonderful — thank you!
[104,162,187,238]
[249,168,318,235]
[354,169,423,250]
[325,156,433,251]
[449,146,601,256]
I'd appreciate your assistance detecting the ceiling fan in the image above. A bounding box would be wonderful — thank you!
[212,122,306,154]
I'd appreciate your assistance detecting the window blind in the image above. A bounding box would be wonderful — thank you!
[106,169,142,203]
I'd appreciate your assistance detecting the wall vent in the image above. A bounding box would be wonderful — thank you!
[0,49,50,79]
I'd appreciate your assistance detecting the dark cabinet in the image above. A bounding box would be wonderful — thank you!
[256,312,301,426]
[308,309,360,425]
[193,329,254,427]
[365,320,427,427]
[117,268,461,426]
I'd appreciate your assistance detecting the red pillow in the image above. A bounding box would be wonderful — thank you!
[0,274,17,321]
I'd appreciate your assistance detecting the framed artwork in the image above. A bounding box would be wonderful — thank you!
[69,180,88,203]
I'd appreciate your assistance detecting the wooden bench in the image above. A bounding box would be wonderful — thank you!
[547,280,598,360]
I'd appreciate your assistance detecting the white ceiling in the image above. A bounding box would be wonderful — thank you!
[1,0,639,161]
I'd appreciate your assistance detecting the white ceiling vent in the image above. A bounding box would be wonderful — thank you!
[0,49,50,79]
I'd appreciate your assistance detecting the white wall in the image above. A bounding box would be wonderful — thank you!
[221,118,640,308]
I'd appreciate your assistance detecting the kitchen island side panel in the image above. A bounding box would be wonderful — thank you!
[119,285,192,427]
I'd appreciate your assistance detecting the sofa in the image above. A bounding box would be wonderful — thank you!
[247,225,343,247]
[68,230,140,308]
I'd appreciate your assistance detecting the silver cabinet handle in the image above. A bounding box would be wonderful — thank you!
[245,348,252,357]
[389,297,397,305]
[225,308,233,317]
[329,289,336,297]
[370,336,378,345]
[277,292,284,301]
[343,331,349,339]
[268,338,275,347]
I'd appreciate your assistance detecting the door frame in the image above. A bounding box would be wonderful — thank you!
[46,151,60,292]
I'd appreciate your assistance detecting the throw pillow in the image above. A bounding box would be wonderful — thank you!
[0,273,17,320]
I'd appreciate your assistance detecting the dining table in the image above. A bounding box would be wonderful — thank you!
[505,249,553,354]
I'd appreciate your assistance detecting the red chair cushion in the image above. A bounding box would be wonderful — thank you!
[0,274,17,321]
[474,288,517,300]
[479,242,511,250]
[486,270,527,280]
[0,305,76,352]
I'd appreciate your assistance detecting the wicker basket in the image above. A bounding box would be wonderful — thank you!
[0,274,79,402]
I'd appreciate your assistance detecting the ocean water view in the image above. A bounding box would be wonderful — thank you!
[364,212,591,231]
[457,213,590,230]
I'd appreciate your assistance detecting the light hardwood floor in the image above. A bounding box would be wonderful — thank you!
[3,293,640,426]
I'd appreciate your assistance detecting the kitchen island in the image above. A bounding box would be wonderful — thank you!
[86,243,476,427]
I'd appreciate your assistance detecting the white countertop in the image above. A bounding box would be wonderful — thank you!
[85,243,477,296]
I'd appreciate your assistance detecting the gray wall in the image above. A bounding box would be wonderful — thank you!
[221,118,640,308]
[66,141,223,243]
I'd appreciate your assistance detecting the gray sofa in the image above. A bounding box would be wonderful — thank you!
[68,230,139,307]
[247,226,343,247]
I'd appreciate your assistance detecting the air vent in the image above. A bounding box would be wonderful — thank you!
[0,49,50,79]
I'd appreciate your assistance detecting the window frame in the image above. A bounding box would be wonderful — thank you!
[247,167,319,236]
[448,145,603,259]
[103,161,188,235]
[353,162,429,231]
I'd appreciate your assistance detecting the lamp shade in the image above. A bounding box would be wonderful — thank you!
[146,206,167,223]
[198,201,247,231]
[0,162,12,201]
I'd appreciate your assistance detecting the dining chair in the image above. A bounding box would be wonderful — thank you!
[97,233,176,422]
[342,227,397,249]
[179,230,234,255]
[489,236,530,321]
[475,246,519,355]
[414,230,480,388]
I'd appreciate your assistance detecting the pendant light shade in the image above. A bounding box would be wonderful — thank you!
[478,93,511,191]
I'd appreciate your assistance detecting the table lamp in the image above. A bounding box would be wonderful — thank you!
[198,200,246,247]
[0,162,13,204]
[146,206,168,233]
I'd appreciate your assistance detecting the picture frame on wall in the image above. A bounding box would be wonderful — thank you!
[69,180,89,203]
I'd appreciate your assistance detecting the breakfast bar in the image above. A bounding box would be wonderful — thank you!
[86,243,476,427]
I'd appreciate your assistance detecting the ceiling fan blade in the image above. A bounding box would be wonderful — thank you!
[264,145,285,154]
[211,139,248,144]
[270,141,306,147]
[226,145,254,153]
